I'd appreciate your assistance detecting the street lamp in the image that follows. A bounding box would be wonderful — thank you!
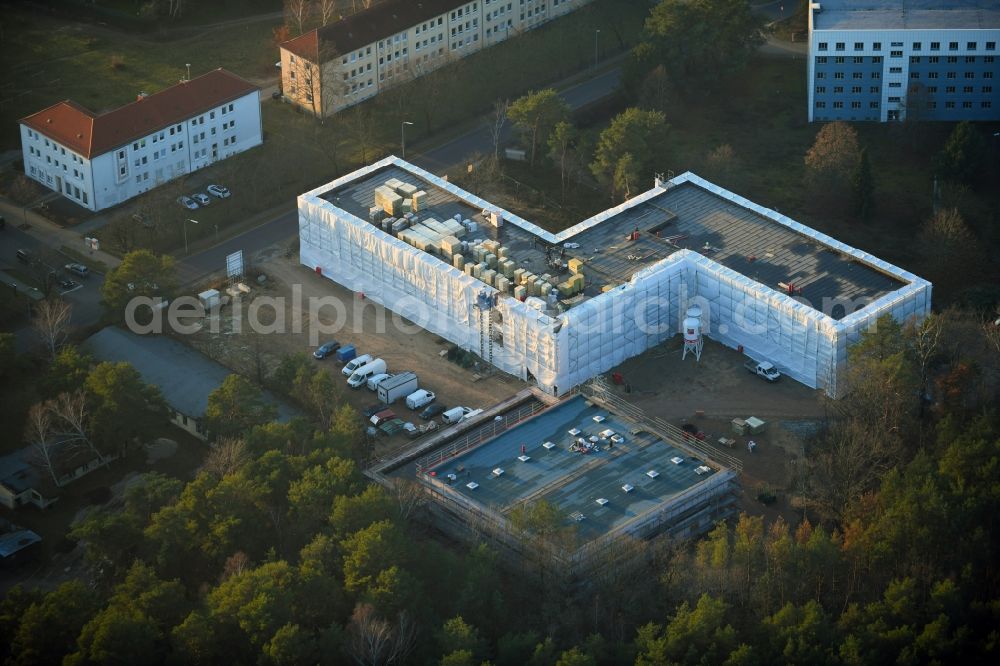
[401,120,414,159]
[184,218,199,254]
[594,29,600,69]
[185,63,191,81]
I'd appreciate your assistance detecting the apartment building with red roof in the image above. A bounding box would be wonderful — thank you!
[19,68,262,212]
[278,0,592,117]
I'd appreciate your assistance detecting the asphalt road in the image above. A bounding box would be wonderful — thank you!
[177,64,624,284]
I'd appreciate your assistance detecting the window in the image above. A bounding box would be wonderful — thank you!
[928,72,938,79]
[911,56,921,63]
[984,86,993,93]
[835,42,845,51]
[946,86,956,93]
[947,56,958,63]
[912,42,921,51]
[987,56,995,63]
[817,72,825,79]
[870,101,880,109]
[851,85,861,93]
[816,56,827,64]
[966,56,976,63]
[833,101,843,108]
[853,56,864,64]
[815,86,826,93]
[873,42,881,50]
[851,101,861,109]
[927,86,937,93]
[853,72,863,79]
[983,101,993,108]
[888,96,901,103]
[963,101,972,108]
[968,42,977,50]
[890,66,902,73]
[986,72,994,79]
[946,101,956,108]
[834,72,844,79]
[949,42,958,51]
[818,42,828,51]
[963,85,973,93]
[854,42,864,51]
[834,85,844,93]
[988,42,996,51]
[931,42,940,51]
[965,72,974,79]
[835,56,845,64]
[891,41,903,47]
[929,56,939,63]
[889,82,901,88]
[891,50,902,58]
[872,56,882,63]
[871,72,881,79]
[947,72,956,79]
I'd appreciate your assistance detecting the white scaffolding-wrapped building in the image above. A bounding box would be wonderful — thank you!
[299,156,931,398]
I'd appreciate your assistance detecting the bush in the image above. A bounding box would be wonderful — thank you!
[755,483,777,505]
[109,54,125,71]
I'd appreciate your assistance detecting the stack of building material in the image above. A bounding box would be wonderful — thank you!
[481,269,497,286]
[369,206,384,223]
[440,236,462,257]
[412,190,427,211]
[495,275,510,292]
[453,254,465,270]
[568,258,585,275]
[385,178,404,191]
[572,273,585,291]
[499,259,515,278]
[514,285,527,300]
[465,263,476,277]
[485,253,497,269]
[391,218,408,234]
[473,262,486,278]
[513,268,526,285]
[375,186,403,216]
[397,182,418,198]
[497,246,509,260]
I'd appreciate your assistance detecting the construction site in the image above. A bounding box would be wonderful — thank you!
[299,156,931,398]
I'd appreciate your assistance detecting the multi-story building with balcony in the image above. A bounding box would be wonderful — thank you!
[279,0,591,116]
[19,69,261,212]
[808,0,1000,122]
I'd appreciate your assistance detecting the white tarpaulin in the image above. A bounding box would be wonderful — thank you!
[299,158,931,398]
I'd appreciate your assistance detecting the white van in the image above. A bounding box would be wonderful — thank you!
[367,372,392,391]
[342,353,373,377]
[347,359,387,389]
[442,406,476,424]
[405,389,435,410]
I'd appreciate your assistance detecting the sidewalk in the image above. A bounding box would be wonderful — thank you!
[0,196,121,272]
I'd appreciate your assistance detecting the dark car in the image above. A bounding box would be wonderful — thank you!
[363,404,385,418]
[57,278,78,290]
[419,403,447,421]
[312,341,341,359]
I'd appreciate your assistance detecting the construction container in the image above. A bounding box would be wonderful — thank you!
[745,416,766,434]
[568,258,585,274]
[514,285,527,301]
[495,276,510,293]
[411,190,427,212]
[481,269,496,286]
[452,253,465,270]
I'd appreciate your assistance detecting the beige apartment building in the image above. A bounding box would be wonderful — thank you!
[279,0,592,116]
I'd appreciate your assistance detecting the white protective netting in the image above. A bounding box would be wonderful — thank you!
[299,160,931,398]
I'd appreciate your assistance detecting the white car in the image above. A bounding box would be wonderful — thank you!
[207,184,231,199]
[192,193,211,206]
[177,196,199,210]
[405,389,435,410]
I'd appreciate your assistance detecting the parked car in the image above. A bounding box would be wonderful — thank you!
[177,196,199,210]
[419,403,447,421]
[192,193,211,206]
[57,278,77,290]
[347,359,387,389]
[744,359,781,382]
[65,263,89,278]
[405,389,435,410]
[366,372,391,391]
[207,184,231,199]
[442,406,481,425]
[342,353,373,377]
[363,404,385,418]
[313,341,340,359]
[16,249,32,263]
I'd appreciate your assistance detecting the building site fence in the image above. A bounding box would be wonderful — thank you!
[582,377,744,473]
[414,399,547,474]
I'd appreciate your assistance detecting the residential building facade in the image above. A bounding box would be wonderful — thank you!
[280,0,592,116]
[808,0,1000,122]
[19,69,262,212]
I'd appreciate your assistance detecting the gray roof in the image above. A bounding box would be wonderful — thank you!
[813,0,1000,31]
[0,449,39,495]
[81,327,298,421]
[0,529,42,558]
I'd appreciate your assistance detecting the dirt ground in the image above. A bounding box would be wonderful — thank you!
[605,337,830,523]
[184,253,523,454]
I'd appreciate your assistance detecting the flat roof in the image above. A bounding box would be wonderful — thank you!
[812,0,1000,32]
[320,161,907,320]
[418,395,724,544]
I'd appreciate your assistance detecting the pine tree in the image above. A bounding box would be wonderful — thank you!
[851,147,874,221]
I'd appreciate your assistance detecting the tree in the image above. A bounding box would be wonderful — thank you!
[934,121,986,184]
[40,345,92,397]
[850,147,874,221]
[86,361,167,456]
[547,120,578,198]
[285,0,312,36]
[507,89,570,166]
[704,144,737,181]
[637,0,765,90]
[205,374,278,439]
[590,108,669,199]
[804,121,861,206]
[318,0,337,26]
[345,604,417,666]
[202,436,250,478]
[918,208,985,296]
[613,152,641,201]
[0,332,16,379]
[101,249,175,324]
[32,298,72,360]
[8,581,99,666]
[490,98,510,164]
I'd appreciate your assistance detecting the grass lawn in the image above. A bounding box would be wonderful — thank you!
[0,7,282,151]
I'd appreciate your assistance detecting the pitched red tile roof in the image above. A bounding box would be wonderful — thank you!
[282,0,467,62]
[20,68,259,159]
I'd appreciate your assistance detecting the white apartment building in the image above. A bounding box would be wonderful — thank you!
[19,69,262,212]
[279,0,592,116]
[808,0,1000,122]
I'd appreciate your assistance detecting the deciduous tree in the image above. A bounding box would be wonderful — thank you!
[32,298,72,360]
